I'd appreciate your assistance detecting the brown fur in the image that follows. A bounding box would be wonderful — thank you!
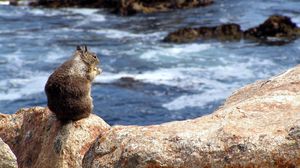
[45,45,101,121]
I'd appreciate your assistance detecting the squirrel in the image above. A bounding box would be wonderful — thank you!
[45,45,102,121]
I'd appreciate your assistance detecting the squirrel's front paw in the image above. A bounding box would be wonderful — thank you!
[96,67,102,75]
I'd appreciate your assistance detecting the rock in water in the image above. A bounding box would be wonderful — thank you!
[0,107,110,168]
[0,138,17,168]
[164,15,300,44]
[244,15,300,44]
[115,0,214,16]
[163,23,243,43]
[32,0,213,16]
[83,65,300,168]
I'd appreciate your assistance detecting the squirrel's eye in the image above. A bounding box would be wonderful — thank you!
[93,55,96,58]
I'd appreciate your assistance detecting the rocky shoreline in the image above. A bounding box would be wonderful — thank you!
[1,65,300,167]
[9,1,300,45]
[163,15,300,44]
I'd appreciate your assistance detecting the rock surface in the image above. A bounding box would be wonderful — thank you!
[244,15,300,43]
[32,0,117,8]
[164,15,300,44]
[32,0,213,16]
[163,23,243,43]
[0,107,110,168]
[83,65,300,168]
[0,138,17,168]
[115,0,213,16]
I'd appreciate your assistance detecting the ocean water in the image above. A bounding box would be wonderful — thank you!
[0,0,300,125]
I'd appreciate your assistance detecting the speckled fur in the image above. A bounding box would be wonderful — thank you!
[45,46,102,121]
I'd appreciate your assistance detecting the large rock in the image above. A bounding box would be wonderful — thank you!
[0,107,110,168]
[31,0,117,8]
[244,15,300,44]
[83,65,300,167]
[32,0,213,16]
[115,0,213,16]
[164,15,300,44]
[163,23,243,43]
[0,138,17,168]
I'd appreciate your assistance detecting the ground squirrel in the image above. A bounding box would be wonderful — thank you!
[45,45,102,121]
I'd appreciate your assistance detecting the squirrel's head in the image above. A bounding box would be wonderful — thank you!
[75,45,100,66]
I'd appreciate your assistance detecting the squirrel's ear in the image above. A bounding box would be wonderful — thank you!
[76,45,82,51]
[76,45,88,52]
[83,45,88,52]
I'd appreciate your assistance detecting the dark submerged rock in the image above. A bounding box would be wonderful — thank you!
[116,77,141,88]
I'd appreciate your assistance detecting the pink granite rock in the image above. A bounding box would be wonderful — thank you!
[83,65,300,168]
[0,107,110,168]
[0,138,17,168]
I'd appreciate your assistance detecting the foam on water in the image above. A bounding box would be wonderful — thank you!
[65,8,100,16]
[98,70,222,89]
[96,54,276,111]
[44,46,68,63]
[0,75,48,101]
[0,1,9,5]
[163,87,233,110]
[92,29,165,39]
[27,8,64,16]
[140,43,211,61]
[292,17,300,27]
[67,8,106,26]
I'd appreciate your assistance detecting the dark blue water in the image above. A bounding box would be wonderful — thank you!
[0,0,300,125]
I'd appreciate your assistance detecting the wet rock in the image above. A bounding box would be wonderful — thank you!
[114,77,142,88]
[83,65,300,167]
[8,0,36,6]
[164,15,300,44]
[0,138,17,168]
[95,77,142,89]
[115,0,213,16]
[244,15,300,42]
[32,0,213,16]
[0,107,110,168]
[163,23,243,43]
[31,0,118,8]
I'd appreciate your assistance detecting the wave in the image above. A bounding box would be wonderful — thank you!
[28,8,65,16]
[64,8,100,15]
[66,8,106,22]
[0,75,48,101]
[292,16,300,27]
[140,43,211,60]
[96,56,276,110]
[91,29,165,39]
[162,88,232,111]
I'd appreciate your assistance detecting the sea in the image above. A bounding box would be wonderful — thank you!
[0,0,300,125]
